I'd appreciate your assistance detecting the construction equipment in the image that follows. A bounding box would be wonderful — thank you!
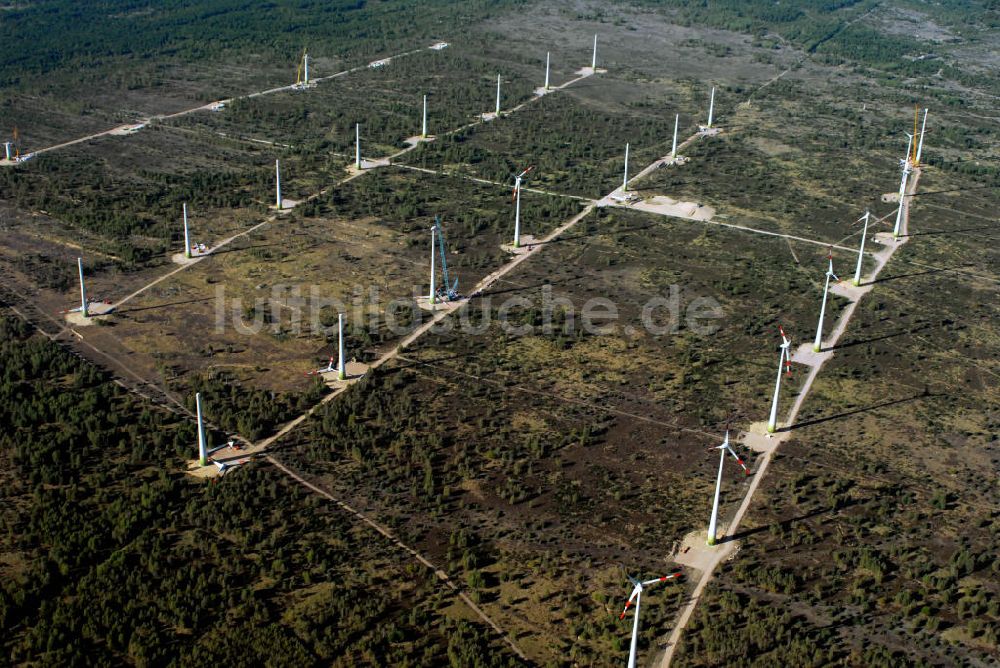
[433,215,459,301]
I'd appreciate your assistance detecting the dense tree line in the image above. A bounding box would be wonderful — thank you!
[0,0,525,89]
[0,312,521,665]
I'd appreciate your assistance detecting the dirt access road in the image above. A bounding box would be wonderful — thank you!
[657,166,921,667]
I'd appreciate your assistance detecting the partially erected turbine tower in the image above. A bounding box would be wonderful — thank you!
[422,94,429,138]
[337,313,347,380]
[707,86,715,128]
[293,48,312,89]
[495,74,502,116]
[619,572,682,668]
[813,251,839,352]
[544,52,551,90]
[428,224,437,305]
[707,431,750,546]
[182,203,191,258]
[275,159,282,209]
[622,143,630,191]
[196,392,208,466]
[671,114,679,159]
[77,257,88,318]
[355,123,362,169]
[591,34,598,70]
[767,326,793,433]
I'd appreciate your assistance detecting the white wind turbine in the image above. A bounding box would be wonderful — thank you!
[619,571,683,668]
[511,165,534,248]
[622,143,630,191]
[892,156,911,239]
[914,108,929,166]
[852,210,870,286]
[707,430,750,546]
[812,250,839,353]
[767,326,793,433]
[495,73,502,116]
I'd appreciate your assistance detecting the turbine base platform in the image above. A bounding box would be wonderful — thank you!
[501,235,539,255]
[171,250,211,265]
[533,86,553,97]
[321,360,371,388]
[348,158,390,174]
[671,529,739,573]
[415,295,465,312]
[480,111,500,122]
[791,342,830,368]
[186,460,220,479]
[64,302,114,326]
[873,231,904,248]
[270,199,299,212]
[404,135,434,147]
[741,423,786,453]
[830,280,870,301]
[697,126,722,136]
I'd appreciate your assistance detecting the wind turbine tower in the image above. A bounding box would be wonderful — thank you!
[813,251,839,352]
[915,108,929,166]
[196,392,207,466]
[707,431,750,545]
[622,143,630,191]
[303,51,310,85]
[77,257,88,318]
[544,52,551,90]
[512,165,533,249]
[707,435,726,546]
[355,123,362,169]
[337,313,347,380]
[592,34,598,70]
[422,94,428,138]
[852,210,870,286]
[275,159,282,209]
[707,86,716,129]
[620,572,682,668]
[3,141,11,161]
[767,326,793,433]
[495,74,502,116]
[892,160,910,239]
[429,224,437,305]
[671,114,679,159]
[183,203,191,259]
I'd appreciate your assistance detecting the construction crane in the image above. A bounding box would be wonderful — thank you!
[434,215,459,301]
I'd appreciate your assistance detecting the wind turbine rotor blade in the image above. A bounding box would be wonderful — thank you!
[725,445,751,475]
[619,585,641,619]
